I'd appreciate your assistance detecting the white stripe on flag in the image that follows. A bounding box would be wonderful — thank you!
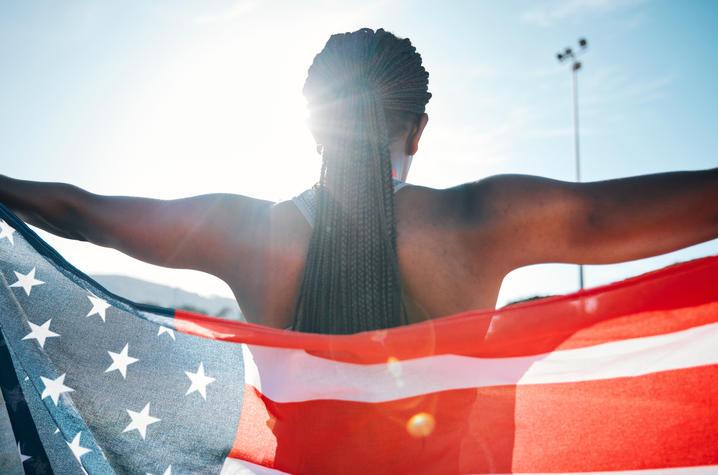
[241,343,262,391]
[242,320,718,403]
[221,457,290,474]
[221,457,718,475]
[511,467,718,475]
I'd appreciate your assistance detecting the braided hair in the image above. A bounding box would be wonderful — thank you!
[291,28,432,334]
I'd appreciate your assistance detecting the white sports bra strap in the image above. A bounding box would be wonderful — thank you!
[292,179,408,228]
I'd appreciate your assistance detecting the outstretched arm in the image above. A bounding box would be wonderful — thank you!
[460,167,718,271]
[0,175,273,280]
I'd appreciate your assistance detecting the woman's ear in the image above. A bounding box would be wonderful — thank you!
[407,113,429,156]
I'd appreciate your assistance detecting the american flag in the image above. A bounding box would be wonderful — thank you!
[0,202,717,474]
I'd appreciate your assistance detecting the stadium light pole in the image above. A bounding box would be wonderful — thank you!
[557,37,588,290]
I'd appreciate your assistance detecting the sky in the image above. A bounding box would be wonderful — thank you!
[1,0,717,309]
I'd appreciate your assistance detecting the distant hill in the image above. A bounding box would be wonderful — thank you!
[90,274,244,321]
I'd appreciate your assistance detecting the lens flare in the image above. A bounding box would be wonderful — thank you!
[406,412,435,438]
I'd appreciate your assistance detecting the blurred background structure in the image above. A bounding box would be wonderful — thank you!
[1,0,717,310]
[556,36,589,289]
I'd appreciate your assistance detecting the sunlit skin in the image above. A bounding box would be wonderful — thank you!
[1,112,717,329]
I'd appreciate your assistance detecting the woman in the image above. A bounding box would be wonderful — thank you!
[1,27,717,335]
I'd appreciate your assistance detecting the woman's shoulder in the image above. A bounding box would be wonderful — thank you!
[393,183,467,223]
[272,180,490,236]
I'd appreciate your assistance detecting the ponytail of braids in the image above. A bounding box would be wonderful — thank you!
[292,28,431,334]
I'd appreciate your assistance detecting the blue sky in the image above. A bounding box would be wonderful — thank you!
[1,0,717,307]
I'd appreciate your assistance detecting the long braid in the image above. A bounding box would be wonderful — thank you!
[292,28,431,334]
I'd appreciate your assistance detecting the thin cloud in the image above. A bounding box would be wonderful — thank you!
[521,0,646,27]
[581,66,675,109]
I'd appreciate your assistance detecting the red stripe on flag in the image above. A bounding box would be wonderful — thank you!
[511,364,718,473]
[228,385,277,465]
[529,300,718,351]
[229,364,718,474]
[175,256,718,364]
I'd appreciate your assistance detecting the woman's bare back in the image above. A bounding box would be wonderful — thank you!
[226,184,507,329]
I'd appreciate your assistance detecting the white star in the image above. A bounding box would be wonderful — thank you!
[40,373,74,405]
[17,441,31,463]
[184,362,216,400]
[123,402,160,440]
[66,432,91,463]
[105,343,139,379]
[9,267,44,296]
[22,319,60,348]
[157,326,175,340]
[0,219,15,245]
[86,294,111,322]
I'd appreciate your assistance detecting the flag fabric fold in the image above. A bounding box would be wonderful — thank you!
[0,201,716,474]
